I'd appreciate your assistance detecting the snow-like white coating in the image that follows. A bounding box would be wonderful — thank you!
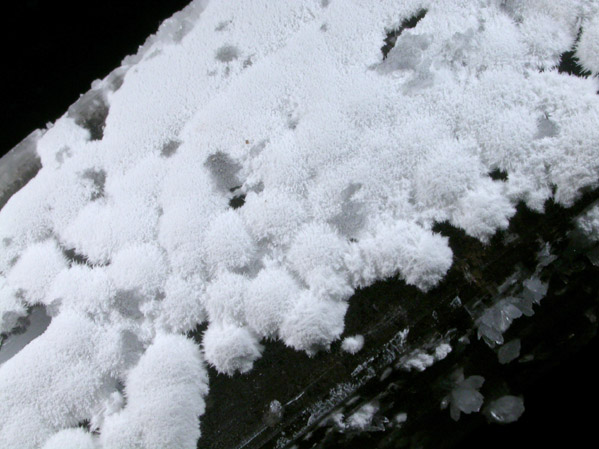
[0,311,141,448]
[1,0,599,447]
[280,292,348,355]
[434,343,453,360]
[0,277,26,334]
[345,401,379,430]
[202,321,263,374]
[6,240,67,306]
[100,334,208,449]
[399,341,451,371]
[41,428,96,449]
[342,335,365,354]
[577,203,599,241]
[576,12,599,75]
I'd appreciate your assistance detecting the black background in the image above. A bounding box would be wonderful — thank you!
[1,0,189,155]
[0,1,597,448]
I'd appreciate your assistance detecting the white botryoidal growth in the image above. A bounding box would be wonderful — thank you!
[286,223,348,277]
[6,239,68,305]
[202,322,263,375]
[201,210,256,273]
[157,173,224,277]
[517,11,573,69]
[157,275,206,334]
[413,144,483,210]
[47,265,115,317]
[204,271,249,326]
[107,243,167,300]
[241,188,308,246]
[341,335,365,354]
[90,390,125,432]
[345,401,379,430]
[279,291,348,355]
[41,428,96,449]
[450,180,515,242]
[34,116,89,169]
[286,222,350,290]
[245,266,300,338]
[0,311,128,449]
[157,202,210,277]
[100,334,208,449]
[472,106,537,172]
[576,13,599,75]
[356,221,453,291]
[305,266,354,302]
[60,200,115,265]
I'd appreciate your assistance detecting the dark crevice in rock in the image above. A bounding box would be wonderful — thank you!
[381,9,427,60]
[61,247,93,267]
[558,50,591,78]
[558,28,591,78]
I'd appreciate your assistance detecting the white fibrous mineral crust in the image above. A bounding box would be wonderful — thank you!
[342,335,365,354]
[577,203,599,241]
[1,0,599,447]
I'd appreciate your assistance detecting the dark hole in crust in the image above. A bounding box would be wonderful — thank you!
[558,28,592,78]
[489,169,508,181]
[229,194,246,209]
[381,9,427,60]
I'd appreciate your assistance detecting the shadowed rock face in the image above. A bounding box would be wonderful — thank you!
[0,131,43,212]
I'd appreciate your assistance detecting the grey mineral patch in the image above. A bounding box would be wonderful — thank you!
[216,45,240,62]
[441,368,485,421]
[0,306,52,365]
[534,115,559,139]
[0,130,43,211]
[484,396,525,424]
[160,139,181,158]
[81,168,107,201]
[498,338,521,364]
[204,151,242,192]
[380,33,431,73]
[264,400,284,427]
